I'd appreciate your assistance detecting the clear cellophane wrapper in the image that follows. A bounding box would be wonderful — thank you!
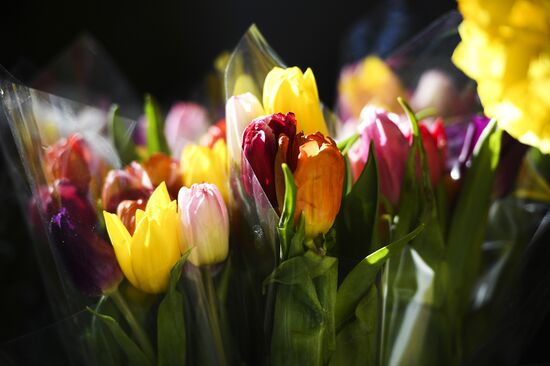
[0,73,230,365]
[338,11,550,365]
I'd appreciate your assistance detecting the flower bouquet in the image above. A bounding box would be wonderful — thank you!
[1,2,550,364]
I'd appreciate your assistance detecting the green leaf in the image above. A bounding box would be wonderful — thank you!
[270,251,338,366]
[157,251,191,366]
[447,120,502,310]
[330,285,378,366]
[144,94,169,156]
[335,223,425,330]
[337,132,359,154]
[86,307,153,366]
[108,104,139,165]
[335,142,379,262]
[278,163,298,260]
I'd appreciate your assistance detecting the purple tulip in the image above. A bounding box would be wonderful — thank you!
[49,207,122,297]
[446,115,490,179]
[241,113,297,208]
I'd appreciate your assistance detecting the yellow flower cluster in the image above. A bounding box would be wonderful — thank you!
[453,0,550,153]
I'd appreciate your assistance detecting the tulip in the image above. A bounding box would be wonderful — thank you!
[47,180,98,227]
[180,140,229,203]
[289,133,345,239]
[241,113,297,208]
[410,69,475,118]
[337,56,406,121]
[103,182,184,294]
[102,164,152,213]
[49,207,122,297]
[201,118,227,148]
[164,102,210,157]
[116,199,147,235]
[263,67,328,135]
[178,183,229,266]
[348,107,410,206]
[45,134,91,193]
[401,118,448,187]
[446,115,490,179]
[143,153,182,199]
[225,92,265,162]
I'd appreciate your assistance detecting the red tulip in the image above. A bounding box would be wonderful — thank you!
[45,134,92,193]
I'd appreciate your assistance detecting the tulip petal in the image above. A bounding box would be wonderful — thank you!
[103,211,137,287]
[147,181,171,210]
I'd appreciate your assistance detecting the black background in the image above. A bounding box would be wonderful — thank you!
[1,0,549,365]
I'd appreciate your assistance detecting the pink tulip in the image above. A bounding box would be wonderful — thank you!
[348,107,410,206]
[164,102,210,157]
[178,183,229,266]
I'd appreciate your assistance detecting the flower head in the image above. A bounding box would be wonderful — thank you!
[263,67,328,135]
[103,182,184,293]
[178,183,229,266]
[453,0,550,153]
[180,140,229,203]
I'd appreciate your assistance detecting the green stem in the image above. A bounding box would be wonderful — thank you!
[201,266,228,365]
[111,288,155,362]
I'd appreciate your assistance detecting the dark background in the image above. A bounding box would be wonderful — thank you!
[1,0,549,365]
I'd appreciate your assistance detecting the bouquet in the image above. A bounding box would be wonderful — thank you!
[1,2,550,365]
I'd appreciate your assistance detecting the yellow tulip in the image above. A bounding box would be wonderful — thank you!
[338,56,405,118]
[103,182,184,294]
[263,66,329,135]
[453,0,550,153]
[180,139,229,203]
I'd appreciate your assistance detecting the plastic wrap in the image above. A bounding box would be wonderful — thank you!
[0,77,231,365]
[336,11,550,365]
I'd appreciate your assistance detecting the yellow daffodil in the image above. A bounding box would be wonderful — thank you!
[103,182,184,294]
[180,140,229,203]
[338,56,406,119]
[263,66,329,135]
[453,0,550,153]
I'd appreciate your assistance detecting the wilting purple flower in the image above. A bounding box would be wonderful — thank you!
[241,113,297,208]
[49,208,122,297]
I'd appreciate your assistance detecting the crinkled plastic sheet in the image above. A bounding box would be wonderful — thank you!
[0,78,231,365]
[11,34,141,119]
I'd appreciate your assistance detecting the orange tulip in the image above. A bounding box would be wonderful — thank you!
[290,132,345,239]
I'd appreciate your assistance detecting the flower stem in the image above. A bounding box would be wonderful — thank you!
[201,266,228,365]
[111,288,155,362]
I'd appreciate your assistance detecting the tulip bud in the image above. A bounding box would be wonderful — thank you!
[102,166,152,213]
[348,107,410,206]
[143,153,182,199]
[104,182,184,294]
[201,118,227,148]
[178,183,229,266]
[45,134,92,193]
[180,140,229,203]
[241,113,297,207]
[291,133,345,239]
[116,199,147,235]
[446,115,490,179]
[225,93,265,162]
[263,67,328,135]
[164,102,210,157]
[337,56,406,120]
[401,118,449,187]
[49,207,122,296]
[48,180,98,227]
[420,119,448,186]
